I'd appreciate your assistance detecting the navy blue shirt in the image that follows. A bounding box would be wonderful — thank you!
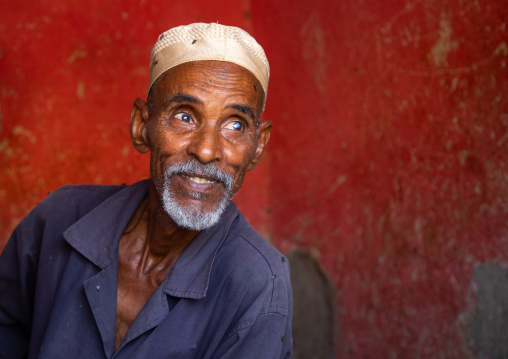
[0,180,293,358]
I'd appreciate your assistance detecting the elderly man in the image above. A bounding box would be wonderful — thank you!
[0,23,292,358]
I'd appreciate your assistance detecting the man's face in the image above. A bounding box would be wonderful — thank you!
[143,61,267,230]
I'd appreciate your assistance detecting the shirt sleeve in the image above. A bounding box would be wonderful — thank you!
[211,310,292,359]
[209,244,293,359]
[0,210,41,359]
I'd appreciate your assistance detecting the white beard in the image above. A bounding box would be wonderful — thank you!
[159,160,234,230]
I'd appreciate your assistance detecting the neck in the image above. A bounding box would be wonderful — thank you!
[121,181,199,274]
[148,182,199,256]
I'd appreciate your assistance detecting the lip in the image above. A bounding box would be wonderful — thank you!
[176,173,224,194]
[181,173,218,184]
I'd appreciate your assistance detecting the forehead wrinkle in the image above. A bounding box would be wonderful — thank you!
[154,62,262,118]
[165,90,255,119]
[170,83,258,119]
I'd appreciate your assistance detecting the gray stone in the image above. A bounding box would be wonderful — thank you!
[469,263,508,358]
[286,248,336,359]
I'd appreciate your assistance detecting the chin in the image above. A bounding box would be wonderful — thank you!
[161,185,231,231]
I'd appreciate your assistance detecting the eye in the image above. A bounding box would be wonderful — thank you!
[174,112,192,123]
[225,120,244,131]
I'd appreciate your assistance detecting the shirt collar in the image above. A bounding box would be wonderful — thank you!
[64,179,239,299]
[161,202,238,299]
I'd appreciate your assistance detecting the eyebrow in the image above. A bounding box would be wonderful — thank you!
[164,92,257,121]
[226,104,256,121]
[165,92,203,106]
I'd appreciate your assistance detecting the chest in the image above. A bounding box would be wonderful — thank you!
[31,251,229,359]
[115,253,173,350]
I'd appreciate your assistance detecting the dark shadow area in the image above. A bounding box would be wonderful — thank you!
[470,263,508,358]
[286,248,336,359]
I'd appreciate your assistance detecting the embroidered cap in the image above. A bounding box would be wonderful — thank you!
[149,23,270,106]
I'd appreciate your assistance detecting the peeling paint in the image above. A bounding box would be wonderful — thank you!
[12,125,37,143]
[493,42,508,57]
[430,14,458,67]
[327,175,347,195]
[67,48,87,63]
[76,81,85,100]
[121,145,130,156]
[300,12,326,92]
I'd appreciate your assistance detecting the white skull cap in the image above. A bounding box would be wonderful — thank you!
[149,23,270,107]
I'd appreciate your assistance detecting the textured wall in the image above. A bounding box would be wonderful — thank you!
[250,0,508,357]
[1,0,508,358]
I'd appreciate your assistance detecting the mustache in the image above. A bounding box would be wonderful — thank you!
[164,160,234,191]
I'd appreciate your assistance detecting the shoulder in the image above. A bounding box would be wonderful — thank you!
[207,211,293,356]
[42,183,125,210]
[15,183,127,242]
[33,183,126,221]
[214,211,292,315]
[228,212,289,274]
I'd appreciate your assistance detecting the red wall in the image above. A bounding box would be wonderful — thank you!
[1,0,507,357]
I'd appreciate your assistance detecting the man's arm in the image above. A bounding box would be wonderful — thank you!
[209,240,293,359]
[212,309,292,359]
[0,213,40,359]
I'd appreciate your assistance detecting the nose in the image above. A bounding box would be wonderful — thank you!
[187,123,222,164]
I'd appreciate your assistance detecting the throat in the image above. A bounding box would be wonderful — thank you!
[114,195,197,350]
[115,233,176,351]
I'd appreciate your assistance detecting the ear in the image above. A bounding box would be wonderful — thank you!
[130,98,150,154]
[247,119,272,171]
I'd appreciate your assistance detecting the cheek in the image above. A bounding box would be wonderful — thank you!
[224,147,255,176]
[148,132,181,185]
[224,135,257,167]
[224,145,256,192]
[151,128,190,160]
[149,147,164,189]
